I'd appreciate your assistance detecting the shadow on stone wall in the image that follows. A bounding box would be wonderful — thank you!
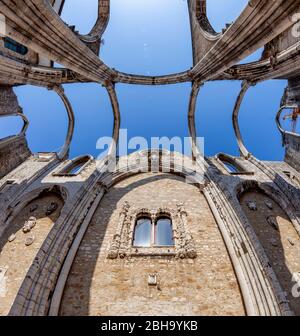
[239,187,300,315]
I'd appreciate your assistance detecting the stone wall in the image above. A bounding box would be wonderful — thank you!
[0,192,64,316]
[0,86,21,115]
[0,136,31,180]
[59,172,245,316]
[284,133,300,172]
[240,190,300,315]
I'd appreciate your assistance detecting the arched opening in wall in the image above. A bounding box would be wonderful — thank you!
[0,188,65,316]
[60,0,98,36]
[117,83,190,156]
[58,172,245,316]
[221,161,239,174]
[13,86,68,155]
[216,153,249,175]
[101,0,192,75]
[238,184,300,315]
[239,80,287,161]
[63,83,113,159]
[206,0,248,33]
[133,217,152,247]
[133,215,174,247]
[0,115,25,141]
[155,217,174,247]
[54,155,93,176]
[13,84,112,159]
[195,81,242,157]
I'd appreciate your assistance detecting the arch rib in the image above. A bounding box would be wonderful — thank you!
[104,82,121,159]
[232,81,253,159]
[188,81,202,161]
[50,85,75,160]
[79,0,110,43]
[0,0,298,85]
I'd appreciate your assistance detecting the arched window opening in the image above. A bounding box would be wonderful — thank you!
[4,37,28,55]
[207,0,248,33]
[217,154,246,175]
[54,155,92,176]
[155,217,174,246]
[133,215,174,247]
[60,0,98,36]
[68,164,84,175]
[133,217,151,247]
[0,114,29,143]
[222,161,239,174]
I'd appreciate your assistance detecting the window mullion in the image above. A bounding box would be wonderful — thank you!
[152,219,156,247]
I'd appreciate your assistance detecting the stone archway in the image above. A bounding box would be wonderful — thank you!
[0,189,64,316]
[238,185,300,315]
[59,172,245,316]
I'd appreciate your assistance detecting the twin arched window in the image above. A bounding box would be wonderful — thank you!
[133,216,174,247]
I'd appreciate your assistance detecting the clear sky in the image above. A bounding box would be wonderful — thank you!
[0,0,291,161]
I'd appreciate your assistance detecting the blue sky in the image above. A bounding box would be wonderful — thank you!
[0,0,290,160]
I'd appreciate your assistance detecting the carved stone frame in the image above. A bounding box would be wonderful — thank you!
[107,202,197,259]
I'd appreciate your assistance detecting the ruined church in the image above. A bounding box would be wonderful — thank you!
[0,0,300,316]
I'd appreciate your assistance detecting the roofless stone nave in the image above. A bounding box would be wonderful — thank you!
[1,0,300,316]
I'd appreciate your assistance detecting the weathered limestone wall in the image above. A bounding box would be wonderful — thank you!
[59,172,245,316]
[0,136,31,180]
[284,134,300,173]
[0,192,64,316]
[0,86,21,115]
[240,191,300,315]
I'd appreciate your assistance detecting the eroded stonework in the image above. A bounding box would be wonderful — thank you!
[59,173,245,316]
[0,192,63,316]
[240,191,300,315]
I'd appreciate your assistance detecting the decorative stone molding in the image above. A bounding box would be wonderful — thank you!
[107,202,197,259]
[176,203,197,259]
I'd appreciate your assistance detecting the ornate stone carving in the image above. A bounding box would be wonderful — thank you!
[22,216,37,233]
[266,216,279,231]
[265,201,273,210]
[25,236,35,246]
[148,274,158,286]
[107,202,197,259]
[107,201,131,259]
[46,202,58,216]
[176,203,197,259]
[247,201,257,211]
[30,204,38,213]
